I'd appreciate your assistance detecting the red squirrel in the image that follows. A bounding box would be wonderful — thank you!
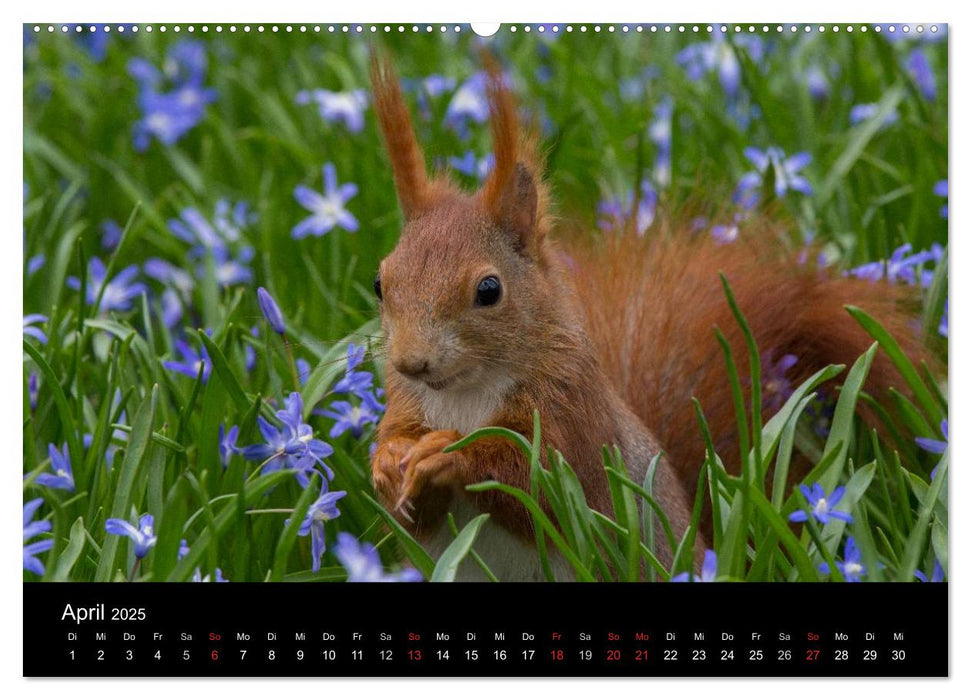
[367,56,927,581]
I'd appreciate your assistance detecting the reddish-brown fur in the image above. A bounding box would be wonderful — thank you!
[367,54,930,576]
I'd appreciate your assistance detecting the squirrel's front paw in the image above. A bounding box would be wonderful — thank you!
[371,437,416,514]
[396,430,465,511]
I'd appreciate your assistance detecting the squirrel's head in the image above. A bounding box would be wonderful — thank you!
[370,54,560,394]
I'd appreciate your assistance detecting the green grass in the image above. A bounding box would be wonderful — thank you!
[22,25,947,582]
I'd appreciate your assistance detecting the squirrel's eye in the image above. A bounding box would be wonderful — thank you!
[475,276,502,307]
[374,275,383,301]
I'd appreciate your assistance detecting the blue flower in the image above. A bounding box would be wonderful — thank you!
[847,243,941,287]
[734,147,812,208]
[818,536,866,582]
[241,392,335,487]
[448,151,495,180]
[333,532,423,582]
[23,498,53,576]
[296,89,368,132]
[676,34,763,96]
[849,103,899,128]
[178,539,190,560]
[916,419,948,455]
[27,254,46,276]
[648,98,673,187]
[257,287,286,335]
[445,72,490,134]
[296,358,311,385]
[67,257,147,313]
[789,483,854,525]
[105,514,157,559]
[218,425,240,468]
[292,486,347,572]
[805,65,830,100]
[914,560,945,582]
[938,300,948,338]
[28,372,39,412]
[762,352,798,413]
[332,344,374,397]
[321,391,385,439]
[906,48,936,100]
[23,314,48,344]
[292,163,359,239]
[192,567,228,582]
[934,179,948,219]
[598,181,658,236]
[163,339,212,383]
[101,220,123,250]
[671,549,718,582]
[33,443,75,492]
[129,41,216,150]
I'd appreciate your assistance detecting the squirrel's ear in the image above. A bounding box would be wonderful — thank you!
[493,162,539,253]
[370,53,429,220]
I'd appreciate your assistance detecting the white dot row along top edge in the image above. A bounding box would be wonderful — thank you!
[32,23,942,36]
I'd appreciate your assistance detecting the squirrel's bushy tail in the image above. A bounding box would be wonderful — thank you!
[569,220,931,484]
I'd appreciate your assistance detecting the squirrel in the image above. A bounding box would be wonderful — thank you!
[366,55,929,582]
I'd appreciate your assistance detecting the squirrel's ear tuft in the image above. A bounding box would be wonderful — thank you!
[370,52,428,220]
[494,162,539,253]
[480,55,542,253]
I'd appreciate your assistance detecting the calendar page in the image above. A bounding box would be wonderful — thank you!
[22,20,948,678]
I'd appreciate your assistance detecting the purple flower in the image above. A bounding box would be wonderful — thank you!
[163,339,212,383]
[257,287,286,335]
[649,98,673,187]
[192,567,228,582]
[101,220,123,250]
[28,372,39,412]
[914,560,945,582]
[27,254,46,276]
[23,314,48,344]
[105,514,157,558]
[598,181,657,236]
[938,300,948,338]
[734,147,812,208]
[241,392,335,487]
[292,486,347,572]
[934,179,948,219]
[818,536,866,582]
[762,353,798,413]
[33,443,75,492]
[296,358,311,385]
[218,425,240,468]
[321,391,385,439]
[847,243,940,287]
[178,539,190,560]
[916,419,948,455]
[67,257,147,313]
[445,72,490,134]
[805,65,830,100]
[333,532,423,582]
[296,89,368,132]
[129,41,216,150]
[849,103,899,127]
[23,498,53,576]
[806,393,836,438]
[292,163,359,239]
[332,344,374,396]
[448,151,495,180]
[671,549,718,582]
[789,483,854,525]
[676,34,763,96]
[907,48,936,100]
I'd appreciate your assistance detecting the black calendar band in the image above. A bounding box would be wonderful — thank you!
[24,582,947,677]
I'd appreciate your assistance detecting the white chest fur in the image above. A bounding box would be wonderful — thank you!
[416,375,517,435]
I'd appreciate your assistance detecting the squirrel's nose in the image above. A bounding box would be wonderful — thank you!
[393,356,430,379]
